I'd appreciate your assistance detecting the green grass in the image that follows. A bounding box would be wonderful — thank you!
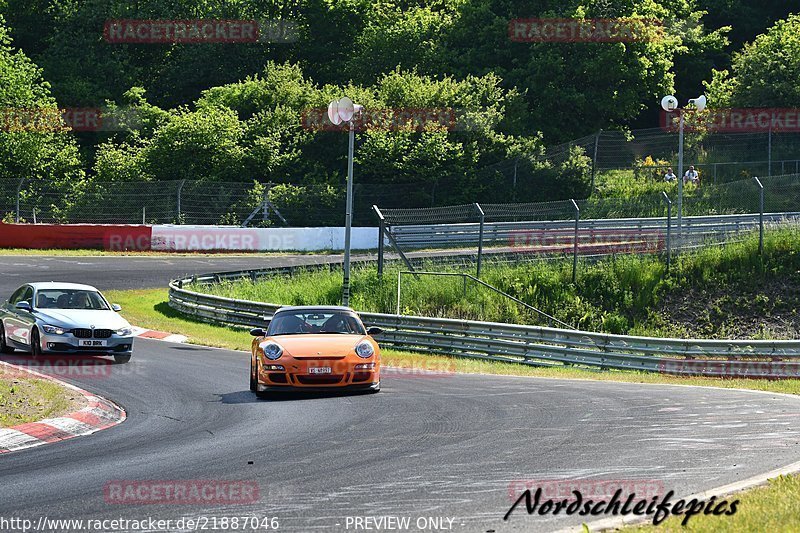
[623,475,800,532]
[186,228,800,338]
[0,376,79,427]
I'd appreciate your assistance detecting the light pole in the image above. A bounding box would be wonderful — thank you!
[661,94,706,236]
[328,97,363,307]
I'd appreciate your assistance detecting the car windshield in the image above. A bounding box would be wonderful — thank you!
[35,289,110,310]
[267,310,366,336]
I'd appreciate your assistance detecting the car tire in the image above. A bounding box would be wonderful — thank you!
[249,358,257,392]
[367,381,381,393]
[30,328,42,357]
[114,354,132,364]
[0,323,14,354]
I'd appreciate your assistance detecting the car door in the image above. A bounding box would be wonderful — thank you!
[4,285,34,345]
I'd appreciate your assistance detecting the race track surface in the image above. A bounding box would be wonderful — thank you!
[1,340,800,532]
[2,254,800,532]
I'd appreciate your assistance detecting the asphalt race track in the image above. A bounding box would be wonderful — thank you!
[1,256,800,532]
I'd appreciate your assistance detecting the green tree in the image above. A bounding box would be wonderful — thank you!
[705,14,800,108]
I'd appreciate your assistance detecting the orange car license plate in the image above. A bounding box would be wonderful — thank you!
[308,367,332,374]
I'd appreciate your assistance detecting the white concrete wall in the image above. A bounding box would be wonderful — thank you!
[151,225,380,252]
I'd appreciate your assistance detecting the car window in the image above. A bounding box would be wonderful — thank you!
[21,287,33,306]
[35,289,110,310]
[9,286,27,304]
[267,311,366,336]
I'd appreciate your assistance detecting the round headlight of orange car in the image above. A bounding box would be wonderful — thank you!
[260,341,283,360]
[355,340,374,358]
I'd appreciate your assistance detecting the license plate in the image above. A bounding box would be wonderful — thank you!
[308,367,332,374]
[79,340,107,347]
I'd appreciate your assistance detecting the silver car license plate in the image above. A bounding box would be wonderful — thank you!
[308,367,332,374]
[79,340,107,347]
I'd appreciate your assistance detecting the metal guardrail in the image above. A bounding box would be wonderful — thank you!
[169,260,800,379]
[388,212,800,248]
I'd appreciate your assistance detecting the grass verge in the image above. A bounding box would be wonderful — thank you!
[623,475,800,532]
[0,375,82,427]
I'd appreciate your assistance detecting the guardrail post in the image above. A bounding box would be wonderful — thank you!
[373,205,386,278]
[177,179,185,223]
[15,177,24,223]
[475,203,485,279]
[570,199,580,283]
[662,191,672,272]
[754,177,764,255]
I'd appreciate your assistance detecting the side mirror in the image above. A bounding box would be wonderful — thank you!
[111,304,122,312]
[367,326,384,336]
[15,301,31,312]
[250,328,267,337]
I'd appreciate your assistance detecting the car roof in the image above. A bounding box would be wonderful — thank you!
[28,282,101,292]
[275,305,356,314]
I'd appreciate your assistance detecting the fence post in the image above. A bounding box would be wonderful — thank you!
[570,199,580,283]
[15,178,24,223]
[590,129,601,193]
[142,206,146,225]
[713,163,717,185]
[373,205,386,278]
[177,179,185,223]
[662,191,672,272]
[754,177,764,255]
[475,202,485,279]
[767,124,772,177]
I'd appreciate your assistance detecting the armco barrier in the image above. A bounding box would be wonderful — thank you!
[169,265,800,379]
[0,222,152,250]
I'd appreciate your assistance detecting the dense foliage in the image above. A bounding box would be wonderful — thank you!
[0,2,796,221]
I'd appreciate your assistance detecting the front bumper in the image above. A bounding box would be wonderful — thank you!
[257,357,379,391]
[39,333,134,355]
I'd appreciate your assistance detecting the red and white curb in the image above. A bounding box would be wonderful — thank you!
[0,360,126,454]
[131,326,187,343]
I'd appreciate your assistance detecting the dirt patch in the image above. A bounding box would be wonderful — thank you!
[652,273,800,339]
[0,376,86,427]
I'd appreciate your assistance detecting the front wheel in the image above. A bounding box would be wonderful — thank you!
[114,354,132,364]
[30,328,42,357]
[0,323,14,354]
[249,358,257,392]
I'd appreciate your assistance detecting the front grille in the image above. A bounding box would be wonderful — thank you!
[71,328,114,339]
[296,375,344,385]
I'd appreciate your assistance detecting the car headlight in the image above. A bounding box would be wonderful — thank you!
[259,341,283,360]
[42,324,66,335]
[355,340,374,358]
[116,327,133,336]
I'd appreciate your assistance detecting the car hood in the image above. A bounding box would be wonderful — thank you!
[270,334,368,357]
[34,309,131,329]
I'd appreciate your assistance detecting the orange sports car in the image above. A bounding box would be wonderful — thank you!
[249,306,382,396]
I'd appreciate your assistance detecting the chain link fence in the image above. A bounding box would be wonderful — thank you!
[374,174,800,279]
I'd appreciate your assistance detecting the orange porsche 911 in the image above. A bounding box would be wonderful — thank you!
[249,306,382,396]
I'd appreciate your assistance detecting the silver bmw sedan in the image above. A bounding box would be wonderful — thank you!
[0,282,134,363]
